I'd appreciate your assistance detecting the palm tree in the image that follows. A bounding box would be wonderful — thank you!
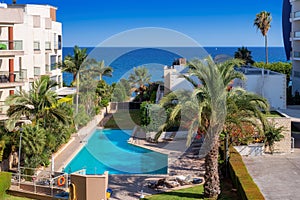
[91,60,113,81]
[5,76,69,131]
[158,57,269,198]
[62,46,88,114]
[128,67,151,101]
[254,11,272,64]
[234,47,254,65]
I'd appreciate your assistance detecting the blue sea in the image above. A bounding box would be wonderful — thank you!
[62,47,287,86]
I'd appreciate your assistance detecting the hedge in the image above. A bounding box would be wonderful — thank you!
[229,146,265,200]
[0,172,11,200]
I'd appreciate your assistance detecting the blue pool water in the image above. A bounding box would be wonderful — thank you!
[64,129,168,175]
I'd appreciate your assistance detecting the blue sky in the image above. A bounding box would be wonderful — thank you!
[12,0,283,47]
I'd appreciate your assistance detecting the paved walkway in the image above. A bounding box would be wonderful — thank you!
[243,149,300,200]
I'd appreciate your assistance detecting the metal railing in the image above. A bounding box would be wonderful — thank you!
[0,40,23,50]
[295,31,300,38]
[295,11,300,18]
[11,167,69,197]
[0,71,25,83]
[294,51,300,58]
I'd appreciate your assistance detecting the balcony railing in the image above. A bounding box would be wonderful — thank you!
[0,71,26,83]
[295,11,300,18]
[20,69,27,80]
[45,41,51,50]
[0,40,23,50]
[294,51,300,58]
[295,31,300,38]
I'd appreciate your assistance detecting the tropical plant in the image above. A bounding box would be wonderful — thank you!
[234,46,254,65]
[62,45,88,114]
[264,123,284,154]
[62,46,88,81]
[5,76,69,130]
[157,57,269,198]
[21,125,46,168]
[91,60,113,81]
[254,11,272,64]
[128,67,151,102]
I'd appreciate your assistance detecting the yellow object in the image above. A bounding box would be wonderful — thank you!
[106,192,111,199]
[69,183,77,200]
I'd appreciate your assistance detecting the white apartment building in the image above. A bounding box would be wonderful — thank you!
[0,3,63,115]
[164,65,287,109]
[285,0,300,94]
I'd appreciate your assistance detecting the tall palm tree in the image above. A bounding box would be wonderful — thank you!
[234,47,254,65]
[5,76,69,131]
[62,46,88,114]
[254,11,272,64]
[91,60,113,81]
[158,57,269,198]
[128,67,151,101]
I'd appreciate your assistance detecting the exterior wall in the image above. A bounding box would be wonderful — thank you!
[0,4,62,115]
[164,67,287,109]
[70,173,108,200]
[242,73,286,109]
[266,117,291,154]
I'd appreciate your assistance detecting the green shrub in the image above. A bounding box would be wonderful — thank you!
[229,146,265,200]
[0,172,11,199]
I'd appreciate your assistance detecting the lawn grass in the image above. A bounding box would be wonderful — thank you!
[104,109,141,129]
[143,177,239,200]
[143,185,204,200]
[3,194,32,200]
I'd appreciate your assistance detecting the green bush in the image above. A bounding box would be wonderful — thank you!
[229,146,265,200]
[0,172,11,199]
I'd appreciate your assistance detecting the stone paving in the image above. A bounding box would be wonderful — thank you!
[243,148,300,200]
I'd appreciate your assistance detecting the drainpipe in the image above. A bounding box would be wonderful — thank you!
[8,27,14,83]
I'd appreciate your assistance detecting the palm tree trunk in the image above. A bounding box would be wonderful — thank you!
[204,140,220,198]
[76,73,79,114]
[265,35,268,64]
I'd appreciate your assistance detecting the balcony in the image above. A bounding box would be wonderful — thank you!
[0,71,25,88]
[0,40,24,56]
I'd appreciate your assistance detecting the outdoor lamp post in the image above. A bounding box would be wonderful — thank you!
[18,128,23,187]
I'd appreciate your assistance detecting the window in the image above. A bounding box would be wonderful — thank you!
[34,41,40,50]
[58,35,62,50]
[45,41,51,50]
[34,67,40,76]
[50,55,56,70]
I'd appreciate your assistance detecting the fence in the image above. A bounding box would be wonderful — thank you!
[11,167,68,196]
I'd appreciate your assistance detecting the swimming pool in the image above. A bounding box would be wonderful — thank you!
[64,129,168,175]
